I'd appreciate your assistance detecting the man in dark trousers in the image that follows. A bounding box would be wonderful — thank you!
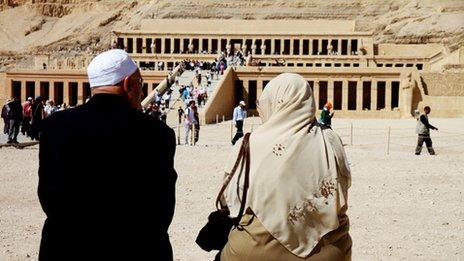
[415,106,438,155]
[7,97,23,144]
[38,49,177,260]
[1,99,10,135]
[231,101,247,145]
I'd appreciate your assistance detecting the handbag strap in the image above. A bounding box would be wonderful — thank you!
[215,133,251,211]
[235,133,251,226]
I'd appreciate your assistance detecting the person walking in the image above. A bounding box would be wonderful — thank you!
[184,100,197,145]
[231,101,247,145]
[415,106,438,155]
[38,49,177,261]
[1,99,10,135]
[177,106,184,124]
[320,102,334,128]
[6,97,23,144]
[219,73,351,260]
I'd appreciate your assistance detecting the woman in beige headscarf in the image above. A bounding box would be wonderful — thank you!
[220,73,351,260]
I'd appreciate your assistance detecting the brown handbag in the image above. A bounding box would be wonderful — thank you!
[196,133,251,252]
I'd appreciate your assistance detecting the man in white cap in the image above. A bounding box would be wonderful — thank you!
[231,100,247,145]
[38,49,177,260]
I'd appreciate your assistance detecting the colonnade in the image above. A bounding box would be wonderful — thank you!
[238,78,401,113]
[118,36,363,56]
[9,79,160,106]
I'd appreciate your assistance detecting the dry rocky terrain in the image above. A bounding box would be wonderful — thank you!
[1,117,464,260]
[0,0,464,70]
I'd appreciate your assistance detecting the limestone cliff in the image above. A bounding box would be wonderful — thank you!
[0,0,463,68]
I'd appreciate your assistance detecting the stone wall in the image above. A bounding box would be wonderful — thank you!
[421,72,464,96]
[0,72,7,108]
[200,68,236,124]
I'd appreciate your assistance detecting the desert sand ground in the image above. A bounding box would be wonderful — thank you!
[1,117,463,261]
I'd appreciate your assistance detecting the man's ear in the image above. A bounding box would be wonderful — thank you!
[122,76,131,93]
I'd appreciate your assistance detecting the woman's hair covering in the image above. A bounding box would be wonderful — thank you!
[223,73,351,257]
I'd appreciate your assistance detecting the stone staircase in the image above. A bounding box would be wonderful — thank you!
[165,70,223,127]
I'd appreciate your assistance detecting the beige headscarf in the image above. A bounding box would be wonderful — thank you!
[223,73,351,257]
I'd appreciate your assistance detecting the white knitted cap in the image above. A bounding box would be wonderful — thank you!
[87,49,138,88]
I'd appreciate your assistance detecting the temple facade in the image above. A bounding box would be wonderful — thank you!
[113,19,444,72]
[1,19,462,120]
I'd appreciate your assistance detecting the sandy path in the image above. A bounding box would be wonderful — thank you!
[1,118,463,260]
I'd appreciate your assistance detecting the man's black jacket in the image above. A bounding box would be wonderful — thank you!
[38,94,177,260]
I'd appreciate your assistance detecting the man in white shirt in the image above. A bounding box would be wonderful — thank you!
[231,100,247,145]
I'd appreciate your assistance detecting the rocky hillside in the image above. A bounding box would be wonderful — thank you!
[0,0,463,68]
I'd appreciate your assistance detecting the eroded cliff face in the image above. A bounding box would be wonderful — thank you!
[0,0,463,68]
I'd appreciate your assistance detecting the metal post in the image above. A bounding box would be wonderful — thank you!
[177,125,181,145]
[386,126,391,155]
[350,123,353,145]
[230,121,234,140]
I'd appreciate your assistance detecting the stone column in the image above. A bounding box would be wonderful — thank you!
[251,39,256,55]
[299,39,303,55]
[132,38,137,53]
[21,81,26,102]
[347,39,352,55]
[280,39,284,55]
[337,39,342,55]
[257,80,263,100]
[123,37,128,52]
[371,79,377,110]
[208,38,212,53]
[313,80,320,109]
[49,81,55,102]
[318,39,322,55]
[308,38,313,55]
[199,38,203,53]
[356,80,363,111]
[271,39,275,55]
[142,38,147,54]
[171,38,175,54]
[63,81,70,106]
[243,80,249,106]
[226,38,231,55]
[290,39,294,55]
[35,81,41,98]
[77,81,84,104]
[385,81,392,110]
[327,79,334,105]
[342,80,348,110]
[260,38,266,55]
[180,38,184,53]
[161,37,166,54]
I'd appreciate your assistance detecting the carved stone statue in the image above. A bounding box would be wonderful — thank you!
[246,53,253,66]
[261,44,266,54]
[111,37,117,49]
[242,44,247,54]
[188,41,194,53]
[327,41,333,55]
[400,72,416,118]
[150,40,156,53]
[251,44,257,55]
[226,41,232,55]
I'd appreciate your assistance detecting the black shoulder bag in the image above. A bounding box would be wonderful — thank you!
[196,133,251,252]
